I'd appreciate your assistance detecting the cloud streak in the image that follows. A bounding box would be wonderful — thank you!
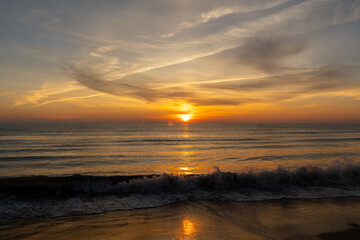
[65,64,230,105]
[235,36,307,73]
[65,60,360,109]
[2,0,360,122]
[198,64,360,101]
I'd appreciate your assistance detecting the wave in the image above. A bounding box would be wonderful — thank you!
[0,154,128,162]
[1,160,360,219]
[242,152,360,161]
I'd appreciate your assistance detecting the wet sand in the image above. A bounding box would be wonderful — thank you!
[1,197,360,240]
[317,228,360,240]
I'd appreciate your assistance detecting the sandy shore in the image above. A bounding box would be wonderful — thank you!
[317,228,360,240]
[1,197,360,240]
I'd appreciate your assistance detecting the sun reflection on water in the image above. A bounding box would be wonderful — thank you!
[179,166,190,171]
[177,151,194,174]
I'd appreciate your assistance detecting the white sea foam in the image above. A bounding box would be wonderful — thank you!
[1,160,360,219]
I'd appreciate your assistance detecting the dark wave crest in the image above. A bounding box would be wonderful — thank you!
[1,160,360,219]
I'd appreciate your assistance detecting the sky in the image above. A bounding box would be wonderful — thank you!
[1,0,360,123]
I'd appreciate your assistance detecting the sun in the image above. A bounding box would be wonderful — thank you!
[179,114,192,122]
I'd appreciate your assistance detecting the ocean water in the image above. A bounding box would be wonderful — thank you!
[0,123,360,219]
[1,123,360,177]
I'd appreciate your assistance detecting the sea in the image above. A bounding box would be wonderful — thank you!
[0,123,360,219]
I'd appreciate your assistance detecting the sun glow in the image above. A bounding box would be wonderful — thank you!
[179,114,192,122]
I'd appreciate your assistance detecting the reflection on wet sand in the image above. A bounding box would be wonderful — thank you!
[178,218,198,240]
[1,198,360,240]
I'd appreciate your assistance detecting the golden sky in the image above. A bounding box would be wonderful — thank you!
[1,0,360,123]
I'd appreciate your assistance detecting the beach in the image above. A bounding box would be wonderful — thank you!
[1,197,360,240]
[2,0,360,238]
[1,123,360,239]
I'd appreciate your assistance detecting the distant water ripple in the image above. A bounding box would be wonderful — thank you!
[0,123,359,177]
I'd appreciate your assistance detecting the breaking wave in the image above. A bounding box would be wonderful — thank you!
[1,160,360,219]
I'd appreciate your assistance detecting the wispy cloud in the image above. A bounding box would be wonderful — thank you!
[64,60,360,109]
[2,0,360,121]
[235,36,307,73]
[162,0,290,38]
[64,64,246,106]
[199,64,360,101]
[11,81,84,108]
